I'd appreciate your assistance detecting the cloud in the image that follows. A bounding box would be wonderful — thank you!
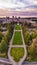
[0,0,37,10]
[0,0,37,16]
[0,8,37,17]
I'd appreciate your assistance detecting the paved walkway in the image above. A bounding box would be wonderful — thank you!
[23,62,37,65]
[0,58,12,65]
[10,45,24,47]
[8,24,27,65]
[14,30,22,32]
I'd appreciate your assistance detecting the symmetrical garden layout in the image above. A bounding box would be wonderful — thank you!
[8,24,27,65]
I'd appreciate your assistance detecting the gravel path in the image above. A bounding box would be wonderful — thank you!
[10,45,24,47]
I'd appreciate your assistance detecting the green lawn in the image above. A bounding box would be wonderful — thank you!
[10,48,24,62]
[13,32,22,45]
[15,25,21,30]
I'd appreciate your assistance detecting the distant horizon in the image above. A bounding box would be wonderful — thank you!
[0,16,37,18]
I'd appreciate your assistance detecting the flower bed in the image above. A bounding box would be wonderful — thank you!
[10,48,24,62]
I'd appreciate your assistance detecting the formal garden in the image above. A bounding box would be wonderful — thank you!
[10,24,25,62]
[0,22,37,63]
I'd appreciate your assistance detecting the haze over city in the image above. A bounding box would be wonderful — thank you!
[0,0,37,17]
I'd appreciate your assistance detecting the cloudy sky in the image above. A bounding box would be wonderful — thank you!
[0,0,37,17]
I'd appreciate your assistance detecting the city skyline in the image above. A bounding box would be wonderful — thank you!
[0,0,37,17]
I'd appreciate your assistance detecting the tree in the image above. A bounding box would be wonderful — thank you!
[1,38,8,53]
[28,42,36,57]
[32,32,37,39]
[0,32,4,42]
[24,32,31,45]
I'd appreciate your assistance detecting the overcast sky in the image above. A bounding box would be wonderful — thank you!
[0,0,37,17]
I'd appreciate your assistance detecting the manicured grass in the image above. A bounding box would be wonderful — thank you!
[13,32,22,45]
[15,25,21,30]
[10,48,24,62]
